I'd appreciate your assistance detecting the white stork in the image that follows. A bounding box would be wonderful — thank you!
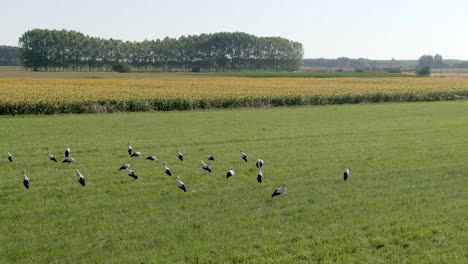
[256,159,264,169]
[177,149,183,161]
[257,169,263,183]
[8,152,13,162]
[128,143,133,156]
[343,166,350,181]
[176,176,186,192]
[207,154,215,161]
[131,151,142,157]
[226,167,235,179]
[163,162,172,176]
[22,170,29,189]
[119,163,131,171]
[62,157,75,163]
[146,155,158,161]
[48,151,58,162]
[271,182,287,198]
[76,169,86,186]
[65,147,70,158]
[125,168,138,179]
[240,150,247,162]
[201,160,212,173]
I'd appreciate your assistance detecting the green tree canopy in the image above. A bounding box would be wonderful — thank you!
[417,55,434,68]
[18,29,304,72]
[433,54,446,68]
[0,46,20,66]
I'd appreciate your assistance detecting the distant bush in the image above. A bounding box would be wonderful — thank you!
[112,62,131,73]
[416,66,431,76]
[336,68,344,72]
[354,67,367,73]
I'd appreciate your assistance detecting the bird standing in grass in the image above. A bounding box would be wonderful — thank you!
[271,182,287,198]
[76,169,86,186]
[207,154,214,161]
[119,163,131,171]
[240,150,247,162]
[8,152,13,162]
[125,169,138,179]
[177,149,183,161]
[164,162,172,176]
[128,143,133,156]
[48,152,57,162]
[176,176,186,192]
[63,157,75,163]
[201,160,212,173]
[343,166,350,181]
[226,167,235,179]
[146,155,158,161]
[65,147,70,158]
[131,151,142,157]
[256,159,264,169]
[22,170,29,189]
[257,169,263,183]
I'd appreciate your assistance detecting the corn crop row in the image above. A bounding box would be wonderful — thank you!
[1,77,468,115]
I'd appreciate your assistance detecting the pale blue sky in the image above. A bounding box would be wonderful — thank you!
[2,0,468,59]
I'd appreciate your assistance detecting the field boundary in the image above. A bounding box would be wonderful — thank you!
[1,91,467,115]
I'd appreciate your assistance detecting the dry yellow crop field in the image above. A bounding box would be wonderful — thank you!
[1,77,468,114]
[2,77,468,103]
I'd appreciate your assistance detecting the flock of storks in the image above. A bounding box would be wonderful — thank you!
[121,145,290,198]
[8,145,351,198]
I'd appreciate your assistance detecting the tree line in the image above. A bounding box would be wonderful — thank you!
[0,46,20,66]
[304,57,377,68]
[18,29,304,72]
[417,54,448,68]
[304,56,468,69]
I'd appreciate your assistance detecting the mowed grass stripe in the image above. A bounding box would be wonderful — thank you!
[0,102,467,263]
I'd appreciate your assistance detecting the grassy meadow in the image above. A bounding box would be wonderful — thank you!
[0,102,467,263]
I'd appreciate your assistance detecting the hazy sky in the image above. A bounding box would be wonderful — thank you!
[2,0,468,59]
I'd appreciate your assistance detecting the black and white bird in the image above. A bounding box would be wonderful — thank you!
[128,143,133,156]
[207,154,215,161]
[146,155,158,161]
[48,151,57,162]
[119,163,131,171]
[226,167,235,179]
[22,170,29,189]
[8,152,13,162]
[177,149,183,161]
[163,162,172,176]
[343,166,350,181]
[257,169,263,183]
[65,147,70,158]
[62,157,75,163]
[76,169,86,186]
[271,182,287,198]
[176,176,186,192]
[256,159,264,169]
[131,151,142,157]
[125,168,138,179]
[240,150,247,162]
[201,160,212,173]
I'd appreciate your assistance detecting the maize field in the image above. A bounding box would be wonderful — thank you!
[1,77,468,114]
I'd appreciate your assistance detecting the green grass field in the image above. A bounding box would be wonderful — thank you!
[0,102,467,263]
